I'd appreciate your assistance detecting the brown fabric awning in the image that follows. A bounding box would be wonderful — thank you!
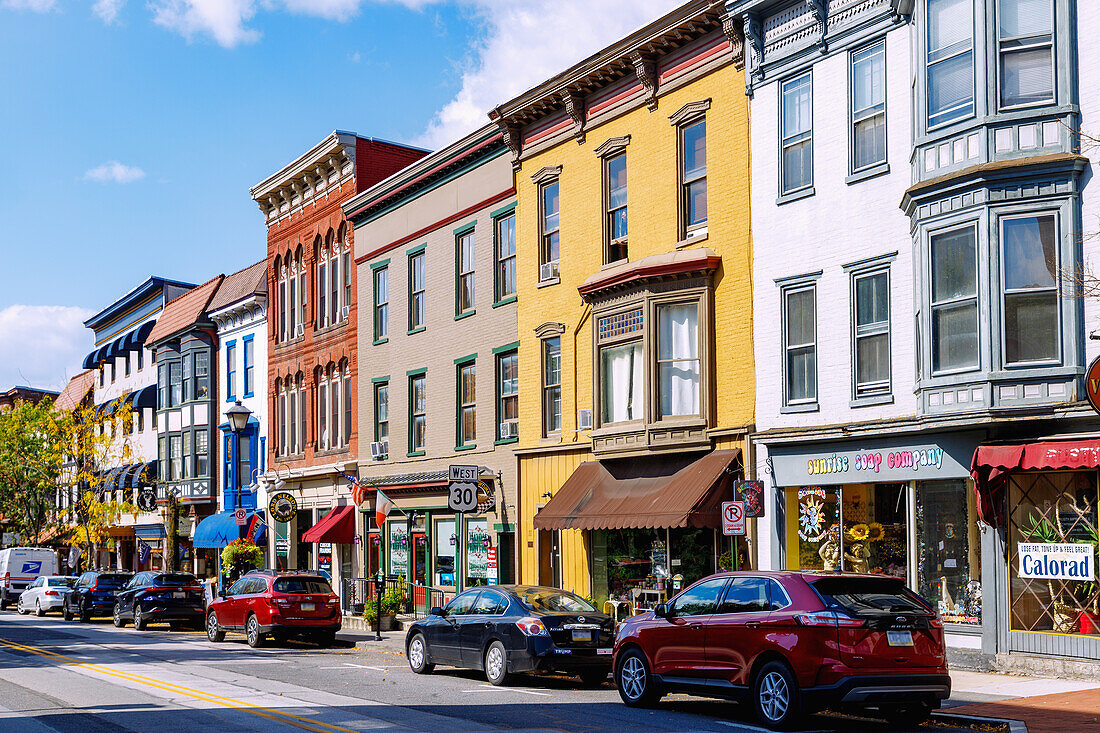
[533,449,741,531]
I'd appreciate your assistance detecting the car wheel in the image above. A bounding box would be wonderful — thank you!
[245,615,264,648]
[206,611,225,642]
[35,600,45,617]
[112,604,126,627]
[133,607,147,631]
[407,633,435,674]
[484,641,510,686]
[753,660,802,730]
[616,648,661,707]
[79,602,90,624]
[16,598,27,615]
[881,703,933,727]
[0,592,8,611]
[63,603,73,621]
[578,668,608,688]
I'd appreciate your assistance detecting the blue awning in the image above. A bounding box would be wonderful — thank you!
[193,511,257,549]
[117,464,140,491]
[82,350,98,369]
[144,460,158,482]
[132,385,156,410]
[135,524,166,540]
[106,335,126,360]
[132,321,156,347]
[95,344,111,364]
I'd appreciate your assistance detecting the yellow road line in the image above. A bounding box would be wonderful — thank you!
[0,637,364,733]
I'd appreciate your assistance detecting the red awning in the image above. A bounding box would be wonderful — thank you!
[301,504,356,544]
[971,440,1100,525]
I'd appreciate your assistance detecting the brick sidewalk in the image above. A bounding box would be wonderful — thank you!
[948,688,1100,733]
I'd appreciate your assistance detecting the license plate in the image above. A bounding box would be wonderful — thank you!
[571,629,593,642]
[173,592,185,599]
[301,602,315,611]
[596,648,612,656]
[887,630,913,647]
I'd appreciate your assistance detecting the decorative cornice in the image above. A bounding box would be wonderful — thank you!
[807,0,828,52]
[629,51,659,111]
[534,322,566,339]
[743,13,764,96]
[579,248,722,300]
[562,89,587,144]
[717,4,746,70]
[593,135,632,158]
[530,165,563,185]
[669,99,712,127]
[501,122,523,170]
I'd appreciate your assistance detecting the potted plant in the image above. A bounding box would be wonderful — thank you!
[221,539,264,587]
[363,583,405,630]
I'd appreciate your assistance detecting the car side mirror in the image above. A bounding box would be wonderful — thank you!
[653,603,670,618]
[430,606,445,617]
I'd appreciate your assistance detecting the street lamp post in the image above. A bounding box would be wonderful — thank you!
[225,400,253,542]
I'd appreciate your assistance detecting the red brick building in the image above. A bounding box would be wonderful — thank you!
[250,131,426,577]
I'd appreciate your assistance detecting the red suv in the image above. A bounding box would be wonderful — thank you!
[612,571,949,729]
[205,570,341,648]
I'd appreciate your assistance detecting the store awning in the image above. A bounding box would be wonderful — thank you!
[533,449,741,531]
[132,384,156,409]
[135,523,166,540]
[971,440,1100,525]
[301,504,356,544]
[82,350,98,370]
[193,511,255,549]
[123,321,156,351]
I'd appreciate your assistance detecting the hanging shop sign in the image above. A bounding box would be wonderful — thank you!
[736,481,765,518]
[268,492,297,523]
[1085,355,1100,415]
[768,432,982,486]
[1018,543,1096,581]
[137,490,158,513]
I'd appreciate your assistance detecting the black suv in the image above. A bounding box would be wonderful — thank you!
[113,572,205,630]
[64,571,133,622]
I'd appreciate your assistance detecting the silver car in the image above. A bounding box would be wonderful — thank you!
[17,576,77,616]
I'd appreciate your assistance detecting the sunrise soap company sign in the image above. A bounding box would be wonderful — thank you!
[1018,543,1096,581]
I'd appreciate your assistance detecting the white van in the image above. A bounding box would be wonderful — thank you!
[0,547,59,610]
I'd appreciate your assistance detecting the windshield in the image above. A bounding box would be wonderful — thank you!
[154,574,198,587]
[517,587,596,613]
[811,577,933,615]
[273,578,332,595]
[48,578,76,587]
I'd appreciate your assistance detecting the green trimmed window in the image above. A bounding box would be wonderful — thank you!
[496,213,516,301]
[457,229,475,315]
[374,381,389,448]
[409,251,426,331]
[374,265,389,341]
[409,374,426,452]
[496,350,518,442]
[457,361,476,447]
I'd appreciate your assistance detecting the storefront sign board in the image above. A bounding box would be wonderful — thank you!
[736,481,765,517]
[275,539,289,556]
[722,501,746,536]
[268,492,297,522]
[1018,543,1096,581]
[768,432,982,486]
[1085,355,1100,415]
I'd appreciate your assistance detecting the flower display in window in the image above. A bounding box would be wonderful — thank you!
[847,523,870,541]
[867,522,885,542]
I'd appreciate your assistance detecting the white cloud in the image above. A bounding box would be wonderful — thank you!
[93,0,125,23]
[0,0,56,11]
[0,306,94,392]
[83,161,146,184]
[150,0,260,47]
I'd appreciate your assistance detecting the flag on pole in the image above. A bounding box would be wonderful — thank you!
[138,539,151,565]
[375,489,394,529]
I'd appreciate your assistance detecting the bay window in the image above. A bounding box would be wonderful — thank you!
[926,0,974,128]
[930,226,979,373]
[600,341,643,424]
[1002,214,1059,364]
[998,0,1054,108]
[657,303,700,417]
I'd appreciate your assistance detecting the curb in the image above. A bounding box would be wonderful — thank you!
[932,711,1029,733]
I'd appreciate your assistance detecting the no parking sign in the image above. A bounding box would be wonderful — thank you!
[722,501,746,536]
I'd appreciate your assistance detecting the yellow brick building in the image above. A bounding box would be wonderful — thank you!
[491,1,755,607]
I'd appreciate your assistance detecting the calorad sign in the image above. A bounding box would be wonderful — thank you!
[1018,543,1096,581]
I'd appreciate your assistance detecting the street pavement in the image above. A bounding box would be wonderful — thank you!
[0,608,1057,733]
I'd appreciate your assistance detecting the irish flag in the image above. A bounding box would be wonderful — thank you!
[375,489,394,529]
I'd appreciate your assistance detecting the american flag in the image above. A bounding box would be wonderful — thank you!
[138,539,151,565]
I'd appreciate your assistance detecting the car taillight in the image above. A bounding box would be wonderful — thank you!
[142,586,170,595]
[90,581,99,591]
[3,572,8,587]
[45,591,60,597]
[515,617,548,636]
[795,611,865,628]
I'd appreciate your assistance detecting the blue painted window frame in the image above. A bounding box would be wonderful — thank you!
[226,340,237,402]
[242,335,255,398]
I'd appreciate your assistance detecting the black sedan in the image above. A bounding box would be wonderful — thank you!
[64,571,132,622]
[405,585,614,686]
[113,572,205,630]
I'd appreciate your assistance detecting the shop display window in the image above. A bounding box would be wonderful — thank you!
[388,523,409,578]
[1008,471,1100,635]
[917,479,981,625]
[466,519,489,585]
[785,484,908,576]
[435,518,456,587]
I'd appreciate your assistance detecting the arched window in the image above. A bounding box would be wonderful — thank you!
[340,358,352,445]
[295,245,306,335]
[339,224,352,317]
[296,372,306,453]
[275,255,285,343]
[275,377,286,455]
[315,236,327,330]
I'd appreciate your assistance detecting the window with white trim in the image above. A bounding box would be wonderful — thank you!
[605,153,628,263]
[930,225,979,373]
[852,269,891,398]
[997,0,1054,108]
[783,285,817,405]
[1001,213,1059,364]
[781,73,813,194]
[374,265,389,341]
[680,120,707,233]
[851,41,886,172]
[539,181,560,280]
[926,0,974,128]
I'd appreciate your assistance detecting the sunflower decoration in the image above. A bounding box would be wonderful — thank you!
[847,523,870,541]
[867,522,885,542]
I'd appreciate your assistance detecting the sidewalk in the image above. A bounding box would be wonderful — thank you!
[939,670,1100,733]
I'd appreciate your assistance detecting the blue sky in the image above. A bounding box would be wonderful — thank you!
[0,0,681,391]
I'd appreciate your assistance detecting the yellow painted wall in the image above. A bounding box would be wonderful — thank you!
[514,55,753,592]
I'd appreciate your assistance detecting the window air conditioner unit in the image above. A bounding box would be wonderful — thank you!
[294,323,304,338]
[370,441,388,460]
[499,421,518,440]
[540,261,559,282]
[578,409,593,431]
[341,305,350,319]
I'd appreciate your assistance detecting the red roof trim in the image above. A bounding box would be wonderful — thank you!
[578,253,721,297]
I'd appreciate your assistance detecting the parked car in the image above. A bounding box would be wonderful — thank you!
[0,547,59,610]
[64,571,133,622]
[15,576,76,616]
[612,571,949,729]
[405,584,614,687]
[113,571,205,630]
[205,570,341,648]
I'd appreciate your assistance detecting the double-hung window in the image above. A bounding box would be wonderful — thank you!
[409,250,426,331]
[497,350,518,441]
[242,339,253,397]
[318,376,328,450]
[930,226,979,372]
[182,431,191,480]
[600,337,643,425]
[169,361,182,407]
[456,229,475,316]
[457,361,476,447]
[926,0,974,128]
[605,153,628,263]
[297,379,306,454]
[781,73,813,194]
[194,351,209,399]
[318,246,327,330]
[226,342,236,400]
[343,368,352,445]
[375,382,389,448]
[851,42,886,172]
[657,303,700,417]
[196,430,209,477]
[852,270,891,397]
[997,0,1054,108]
[1002,214,1059,364]
[680,120,707,233]
[495,213,517,302]
[409,374,426,453]
[783,286,817,405]
[169,435,182,481]
[283,381,292,456]
[540,181,560,281]
[373,265,389,341]
[543,337,562,436]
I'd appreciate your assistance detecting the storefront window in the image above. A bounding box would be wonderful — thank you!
[466,519,489,586]
[590,527,719,612]
[388,523,408,578]
[786,484,908,576]
[1008,471,1100,635]
[917,479,982,625]
[435,518,456,587]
